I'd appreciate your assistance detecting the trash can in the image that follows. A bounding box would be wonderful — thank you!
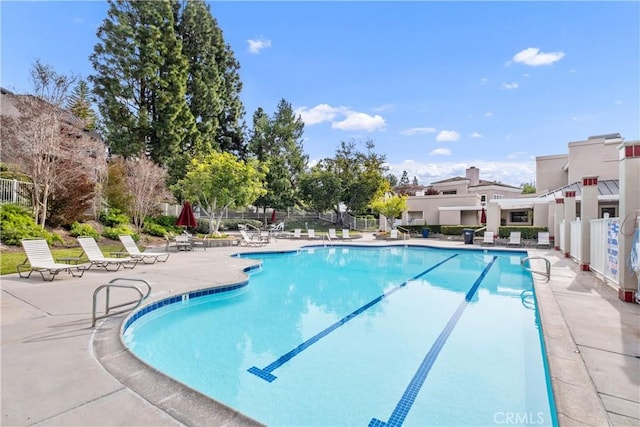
[422,229,430,238]
[463,229,474,244]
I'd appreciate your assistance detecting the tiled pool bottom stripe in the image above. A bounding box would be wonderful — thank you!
[369,255,498,427]
[248,254,460,383]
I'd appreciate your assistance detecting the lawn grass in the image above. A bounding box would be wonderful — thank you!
[0,244,123,276]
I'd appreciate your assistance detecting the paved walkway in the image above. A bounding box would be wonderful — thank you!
[1,234,638,426]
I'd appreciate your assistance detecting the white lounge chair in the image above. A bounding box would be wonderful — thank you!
[268,221,284,232]
[307,229,318,239]
[388,229,399,240]
[342,229,351,240]
[77,236,139,271]
[292,229,302,239]
[119,235,169,263]
[328,229,338,240]
[239,230,266,246]
[482,231,495,246]
[18,239,89,281]
[537,232,551,248]
[507,232,522,248]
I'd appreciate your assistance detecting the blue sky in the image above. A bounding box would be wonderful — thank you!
[2,1,639,187]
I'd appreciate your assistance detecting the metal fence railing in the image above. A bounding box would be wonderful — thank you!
[0,178,33,208]
[590,217,619,285]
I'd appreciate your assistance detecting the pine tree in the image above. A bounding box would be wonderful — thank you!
[66,80,97,130]
[90,0,196,167]
[178,0,246,157]
[249,99,307,220]
[400,170,410,185]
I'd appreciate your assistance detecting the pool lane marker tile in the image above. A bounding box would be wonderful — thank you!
[247,254,459,382]
[369,255,497,427]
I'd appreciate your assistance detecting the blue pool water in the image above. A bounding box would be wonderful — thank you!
[123,246,557,426]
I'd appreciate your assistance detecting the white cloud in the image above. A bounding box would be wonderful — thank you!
[295,104,348,125]
[502,82,519,90]
[470,132,483,138]
[430,148,451,156]
[373,104,395,112]
[332,112,385,132]
[480,77,489,84]
[436,130,460,142]
[484,112,493,117]
[511,47,565,66]
[400,127,436,136]
[247,37,272,54]
[386,160,535,187]
[295,104,385,131]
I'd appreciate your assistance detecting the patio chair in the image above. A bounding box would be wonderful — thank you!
[17,239,89,281]
[388,229,400,240]
[77,236,139,271]
[239,230,266,247]
[307,229,318,239]
[268,221,284,232]
[119,235,170,263]
[328,228,339,240]
[292,229,302,239]
[482,231,495,246]
[536,232,551,248]
[506,232,523,248]
[342,229,351,240]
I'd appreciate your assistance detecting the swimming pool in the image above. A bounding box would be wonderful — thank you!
[123,245,557,426]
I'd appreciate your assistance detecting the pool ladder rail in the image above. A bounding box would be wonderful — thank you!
[92,278,152,327]
[521,256,551,282]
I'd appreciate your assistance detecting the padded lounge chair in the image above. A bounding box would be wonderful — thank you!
[78,236,139,271]
[119,235,169,264]
[537,232,551,248]
[482,231,495,246]
[507,232,522,248]
[292,229,302,239]
[17,239,89,281]
[328,228,339,240]
[388,229,399,240]
[307,229,318,239]
[342,229,351,240]
[239,230,266,247]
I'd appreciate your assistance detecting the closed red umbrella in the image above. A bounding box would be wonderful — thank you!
[271,209,277,223]
[176,201,197,228]
[480,207,487,224]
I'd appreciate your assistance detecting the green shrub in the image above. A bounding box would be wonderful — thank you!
[147,215,180,231]
[195,218,210,234]
[441,225,486,235]
[102,225,138,241]
[498,226,548,239]
[0,204,62,246]
[142,222,168,237]
[219,219,263,231]
[99,209,130,227]
[69,222,100,240]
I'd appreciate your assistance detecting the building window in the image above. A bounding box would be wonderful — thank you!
[492,194,504,200]
[480,194,487,205]
[601,207,616,218]
[510,211,529,223]
[442,190,457,195]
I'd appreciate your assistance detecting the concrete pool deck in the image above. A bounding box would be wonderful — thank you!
[1,234,638,426]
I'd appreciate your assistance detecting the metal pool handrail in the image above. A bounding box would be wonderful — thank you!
[521,256,551,282]
[92,278,152,327]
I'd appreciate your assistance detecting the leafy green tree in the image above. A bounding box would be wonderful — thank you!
[66,79,97,130]
[385,173,398,187]
[371,193,408,230]
[298,167,342,215]
[173,152,266,234]
[521,182,536,194]
[248,99,307,224]
[90,0,197,169]
[299,140,387,226]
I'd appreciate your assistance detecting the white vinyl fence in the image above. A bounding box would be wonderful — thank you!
[558,220,566,254]
[590,217,619,285]
[0,178,33,208]
[570,219,582,262]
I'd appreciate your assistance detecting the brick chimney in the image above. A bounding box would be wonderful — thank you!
[466,166,480,186]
